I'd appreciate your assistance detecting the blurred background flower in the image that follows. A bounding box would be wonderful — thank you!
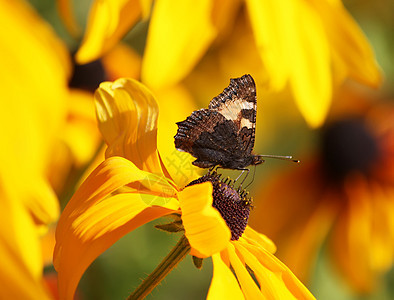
[0,0,392,299]
[250,86,394,297]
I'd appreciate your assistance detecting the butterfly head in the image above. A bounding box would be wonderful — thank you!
[252,155,265,166]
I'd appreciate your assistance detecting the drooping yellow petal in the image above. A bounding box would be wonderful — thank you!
[227,243,264,299]
[54,156,178,299]
[237,242,316,300]
[178,182,231,258]
[95,78,165,175]
[55,156,177,242]
[242,226,277,254]
[236,243,294,299]
[207,252,245,300]
[142,0,217,89]
[76,0,142,64]
[56,193,175,300]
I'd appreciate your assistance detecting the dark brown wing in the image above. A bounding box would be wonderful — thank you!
[174,109,243,168]
[208,74,257,155]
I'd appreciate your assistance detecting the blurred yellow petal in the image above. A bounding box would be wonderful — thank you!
[288,1,331,128]
[245,0,290,90]
[0,0,70,225]
[331,173,392,292]
[368,182,394,271]
[139,0,153,18]
[156,85,201,187]
[95,78,164,175]
[101,43,142,80]
[56,0,81,37]
[313,0,382,88]
[62,89,101,167]
[208,252,245,300]
[178,182,231,258]
[24,178,60,225]
[0,187,51,299]
[76,0,142,64]
[142,0,217,89]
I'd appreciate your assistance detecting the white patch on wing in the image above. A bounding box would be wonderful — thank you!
[240,118,253,129]
[217,98,254,121]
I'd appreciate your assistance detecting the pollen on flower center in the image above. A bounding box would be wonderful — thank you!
[321,118,380,180]
[186,172,252,240]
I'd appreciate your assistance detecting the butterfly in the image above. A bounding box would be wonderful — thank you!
[174,74,266,170]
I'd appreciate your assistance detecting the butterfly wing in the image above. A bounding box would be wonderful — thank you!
[208,74,257,155]
[174,109,243,168]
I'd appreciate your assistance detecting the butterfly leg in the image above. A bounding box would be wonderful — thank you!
[234,168,250,185]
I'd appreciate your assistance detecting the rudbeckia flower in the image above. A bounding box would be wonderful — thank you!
[68,0,381,127]
[0,0,70,297]
[250,92,394,293]
[54,78,315,299]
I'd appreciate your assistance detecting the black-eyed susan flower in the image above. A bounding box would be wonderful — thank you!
[250,93,394,293]
[54,78,315,299]
[0,0,71,298]
[65,0,381,127]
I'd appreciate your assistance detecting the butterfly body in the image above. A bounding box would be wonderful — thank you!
[174,74,263,170]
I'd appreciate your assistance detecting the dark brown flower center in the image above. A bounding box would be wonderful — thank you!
[186,172,252,240]
[320,118,380,181]
[69,58,107,92]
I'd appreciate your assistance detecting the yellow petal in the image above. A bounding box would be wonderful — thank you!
[156,85,201,187]
[207,252,245,300]
[55,193,175,299]
[245,0,290,90]
[313,0,382,88]
[0,188,51,299]
[76,0,142,63]
[288,0,331,128]
[61,89,101,167]
[101,43,142,80]
[142,0,217,89]
[0,0,69,222]
[56,156,177,242]
[178,182,231,258]
[95,78,165,175]
[227,243,264,299]
[56,0,81,37]
[242,226,277,254]
[237,242,315,299]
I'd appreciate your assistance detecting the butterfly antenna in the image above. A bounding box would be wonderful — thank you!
[258,155,300,163]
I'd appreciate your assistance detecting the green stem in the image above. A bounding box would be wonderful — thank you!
[127,235,191,300]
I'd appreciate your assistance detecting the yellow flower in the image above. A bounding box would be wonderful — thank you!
[0,0,71,297]
[70,0,381,127]
[54,78,315,299]
[250,93,394,293]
